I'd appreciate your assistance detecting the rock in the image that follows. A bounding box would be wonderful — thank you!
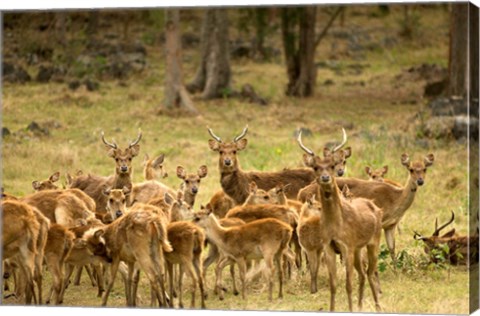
[428,97,468,116]
[27,121,49,136]
[84,79,100,91]
[453,115,479,141]
[68,80,81,90]
[36,65,55,83]
[2,127,11,137]
[2,62,31,83]
[424,79,447,98]
[423,116,455,139]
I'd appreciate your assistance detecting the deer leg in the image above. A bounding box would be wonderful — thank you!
[230,261,239,295]
[306,249,319,294]
[166,262,174,308]
[275,251,284,299]
[325,246,337,311]
[384,227,396,267]
[102,258,120,306]
[214,256,230,300]
[178,265,185,308]
[344,250,355,312]
[131,268,141,307]
[354,248,366,311]
[93,263,105,297]
[235,257,248,300]
[193,253,206,309]
[33,259,43,305]
[367,244,382,311]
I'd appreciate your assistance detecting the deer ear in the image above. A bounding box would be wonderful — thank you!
[236,138,248,151]
[400,153,410,167]
[198,165,208,178]
[94,229,105,239]
[129,144,140,157]
[176,166,186,179]
[32,181,41,191]
[122,185,131,196]
[153,154,165,168]
[442,228,456,238]
[143,153,150,166]
[50,172,60,182]
[382,165,389,175]
[424,154,435,167]
[208,139,220,151]
[164,192,174,205]
[343,147,352,158]
[249,181,258,193]
[365,166,372,176]
[103,186,112,196]
[303,153,315,168]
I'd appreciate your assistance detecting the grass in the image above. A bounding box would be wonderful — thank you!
[1,4,475,315]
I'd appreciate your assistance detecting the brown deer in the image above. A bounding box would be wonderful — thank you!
[192,209,293,301]
[207,125,319,205]
[365,165,402,187]
[143,153,168,180]
[176,165,208,208]
[68,130,142,212]
[21,189,96,228]
[207,190,236,219]
[2,200,41,304]
[297,131,382,312]
[87,206,173,307]
[32,171,61,191]
[102,186,131,221]
[164,221,206,308]
[299,152,435,264]
[414,211,479,266]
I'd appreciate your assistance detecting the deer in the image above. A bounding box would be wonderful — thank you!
[297,130,383,312]
[32,171,61,191]
[192,208,293,301]
[164,221,206,309]
[207,190,236,219]
[299,150,435,264]
[207,125,321,205]
[365,165,402,187]
[84,206,173,307]
[21,189,97,228]
[176,165,208,208]
[414,211,479,266]
[143,153,168,180]
[2,200,41,305]
[68,130,142,213]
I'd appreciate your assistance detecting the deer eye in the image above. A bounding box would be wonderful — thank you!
[122,199,125,204]
[185,180,190,184]
[128,158,132,162]
[409,168,414,173]
[109,199,114,203]
[423,169,427,172]
[233,150,237,155]
[313,167,319,171]
[115,158,119,162]
[219,151,224,155]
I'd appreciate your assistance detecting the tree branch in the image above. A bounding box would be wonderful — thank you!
[314,7,344,49]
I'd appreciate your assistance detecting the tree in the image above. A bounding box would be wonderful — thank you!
[162,9,199,115]
[280,6,343,97]
[448,3,469,98]
[187,9,231,99]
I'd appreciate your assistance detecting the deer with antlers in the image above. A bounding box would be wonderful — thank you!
[68,130,142,213]
[297,130,383,312]
[299,147,435,264]
[207,125,322,206]
[414,211,479,266]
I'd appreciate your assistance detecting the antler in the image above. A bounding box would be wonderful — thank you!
[297,131,315,156]
[101,131,118,149]
[433,211,455,237]
[413,230,425,240]
[332,128,348,152]
[129,129,142,148]
[233,125,249,142]
[207,126,222,143]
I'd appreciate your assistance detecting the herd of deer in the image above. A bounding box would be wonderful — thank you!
[1,125,477,311]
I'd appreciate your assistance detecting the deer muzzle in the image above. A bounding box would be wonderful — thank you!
[120,166,128,173]
[417,178,424,186]
[115,210,123,218]
[224,159,232,166]
[336,169,344,177]
[191,187,198,194]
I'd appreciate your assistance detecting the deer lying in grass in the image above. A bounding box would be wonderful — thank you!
[2,200,41,304]
[365,165,402,187]
[86,204,173,307]
[193,208,293,301]
[143,153,168,180]
[297,131,383,312]
[69,130,142,212]
[176,165,208,208]
[414,211,479,266]
[299,151,435,264]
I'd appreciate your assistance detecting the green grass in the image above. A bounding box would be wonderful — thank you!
[1,4,475,315]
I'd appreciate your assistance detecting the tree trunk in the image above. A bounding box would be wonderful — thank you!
[469,3,479,104]
[187,9,231,99]
[281,7,317,97]
[448,3,469,98]
[163,9,198,115]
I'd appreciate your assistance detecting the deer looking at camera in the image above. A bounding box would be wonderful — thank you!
[176,165,208,208]
[68,130,142,213]
[365,165,402,187]
[299,148,435,264]
[207,126,319,206]
[297,131,382,312]
[414,211,479,266]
